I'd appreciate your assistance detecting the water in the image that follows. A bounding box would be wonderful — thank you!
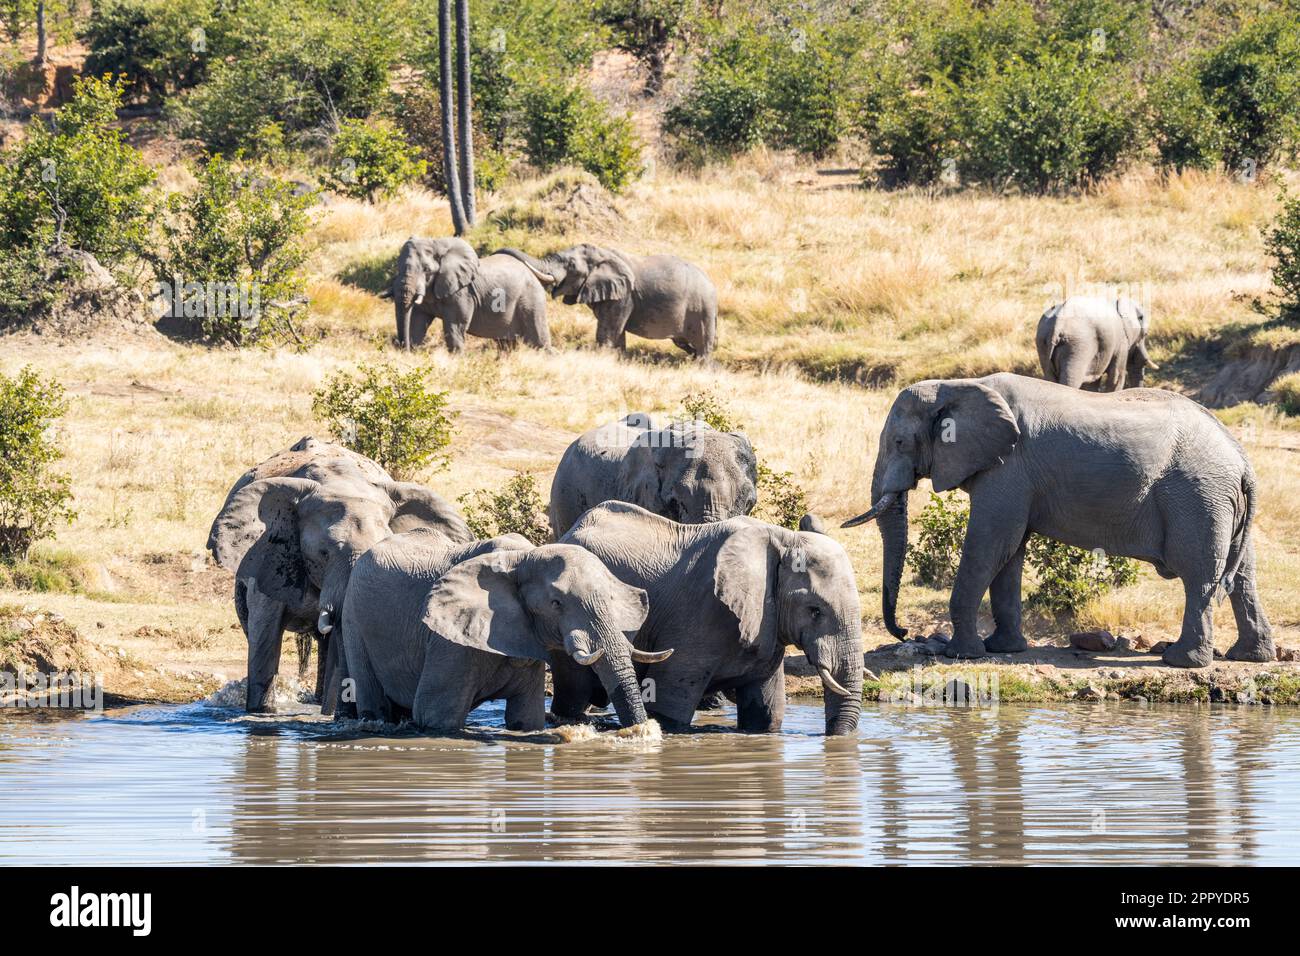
[1,699,1297,865]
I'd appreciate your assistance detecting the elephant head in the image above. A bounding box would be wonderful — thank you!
[715,522,864,735]
[497,245,632,308]
[618,418,758,523]
[385,237,485,349]
[842,379,1020,640]
[422,544,672,727]
[208,464,473,710]
[1123,301,1159,388]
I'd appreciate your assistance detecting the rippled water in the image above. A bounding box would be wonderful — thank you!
[1,699,1297,865]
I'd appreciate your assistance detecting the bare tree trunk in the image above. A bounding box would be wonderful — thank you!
[35,1,48,66]
[438,0,467,235]
[454,0,476,226]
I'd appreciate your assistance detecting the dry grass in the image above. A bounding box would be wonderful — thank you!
[3,159,1299,690]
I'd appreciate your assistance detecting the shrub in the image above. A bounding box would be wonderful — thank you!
[1149,66,1225,172]
[754,463,808,530]
[154,155,316,346]
[458,473,551,545]
[665,29,773,155]
[768,40,847,158]
[311,362,456,479]
[679,389,736,431]
[325,118,427,202]
[0,367,77,561]
[81,0,213,103]
[519,81,642,193]
[1272,372,1300,416]
[1025,535,1139,616]
[1262,187,1300,322]
[0,75,155,267]
[907,491,967,587]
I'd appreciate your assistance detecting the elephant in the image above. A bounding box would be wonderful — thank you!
[342,530,673,731]
[497,244,717,358]
[559,502,864,735]
[381,237,551,352]
[207,437,474,713]
[548,412,759,538]
[1036,295,1158,391]
[842,373,1274,669]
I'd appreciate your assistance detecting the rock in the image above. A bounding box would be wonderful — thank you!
[1076,684,1107,701]
[1149,641,1171,655]
[1131,634,1152,650]
[1114,636,1133,653]
[96,622,106,629]
[1069,630,1116,652]
[14,618,33,632]
[926,631,951,645]
[1276,646,1296,662]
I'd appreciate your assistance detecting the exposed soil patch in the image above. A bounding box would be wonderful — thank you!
[1199,342,1300,407]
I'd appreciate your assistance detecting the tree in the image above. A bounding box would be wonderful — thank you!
[437,0,476,234]
[455,0,476,224]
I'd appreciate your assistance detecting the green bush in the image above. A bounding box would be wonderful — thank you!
[0,75,155,267]
[458,473,551,545]
[1149,65,1225,172]
[907,492,1138,614]
[82,0,214,103]
[666,29,773,155]
[324,118,427,202]
[768,40,849,158]
[519,81,642,192]
[0,367,77,562]
[679,389,736,431]
[1262,187,1300,323]
[154,154,316,346]
[311,362,456,480]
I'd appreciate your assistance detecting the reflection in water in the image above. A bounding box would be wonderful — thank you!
[0,700,1297,865]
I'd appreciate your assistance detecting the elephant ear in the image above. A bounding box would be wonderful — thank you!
[929,382,1020,493]
[432,240,480,300]
[713,524,779,659]
[617,440,667,513]
[207,477,318,606]
[381,481,474,542]
[611,580,650,640]
[421,552,550,662]
[577,252,635,304]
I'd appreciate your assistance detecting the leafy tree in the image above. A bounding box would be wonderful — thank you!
[82,0,214,103]
[520,80,642,192]
[325,118,427,201]
[459,473,551,545]
[0,367,76,561]
[1262,187,1300,323]
[593,0,695,95]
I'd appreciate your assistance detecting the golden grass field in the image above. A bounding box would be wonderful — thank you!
[3,156,1299,696]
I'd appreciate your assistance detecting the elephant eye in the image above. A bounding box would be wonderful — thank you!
[808,606,822,619]
[551,599,563,612]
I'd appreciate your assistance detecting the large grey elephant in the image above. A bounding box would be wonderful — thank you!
[559,502,864,735]
[548,412,758,538]
[342,530,672,730]
[1036,295,1158,391]
[381,237,551,352]
[843,373,1274,669]
[207,438,474,712]
[497,244,717,358]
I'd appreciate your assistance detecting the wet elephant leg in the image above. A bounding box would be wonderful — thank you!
[550,656,598,722]
[244,582,286,713]
[1225,538,1275,662]
[412,662,477,731]
[734,666,785,733]
[295,633,313,682]
[504,664,547,731]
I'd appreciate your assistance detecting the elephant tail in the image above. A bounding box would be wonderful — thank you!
[1036,320,1063,382]
[1220,471,1256,596]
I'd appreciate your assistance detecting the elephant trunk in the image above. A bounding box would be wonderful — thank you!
[576,616,647,727]
[317,552,359,715]
[819,633,863,736]
[843,454,911,640]
[494,248,558,289]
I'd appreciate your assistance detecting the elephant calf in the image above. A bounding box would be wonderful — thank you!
[342,530,672,732]
[549,412,758,538]
[382,237,551,352]
[560,502,864,735]
[844,373,1273,669]
[1036,295,1158,391]
[498,244,717,359]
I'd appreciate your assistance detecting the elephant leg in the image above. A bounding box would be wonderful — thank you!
[504,664,547,732]
[243,582,286,713]
[294,633,312,682]
[1102,353,1125,392]
[1162,578,1217,668]
[549,656,598,722]
[591,300,633,350]
[644,664,706,732]
[412,663,477,732]
[1225,538,1275,662]
[946,505,1027,659]
[734,667,785,734]
[984,540,1029,653]
[320,631,356,718]
[442,318,468,353]
[341,628,387,722]
[410,310,433,347]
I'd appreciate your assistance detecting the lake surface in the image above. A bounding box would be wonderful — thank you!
[1,698,1298,865]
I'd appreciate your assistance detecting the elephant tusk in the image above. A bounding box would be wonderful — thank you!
[818,666,851,697]
[841,492,898,528]
[412,293,424,305]
[630,646,674,663]
[571,646,605,667]
[378,287,393,300]
[317,610,333,636]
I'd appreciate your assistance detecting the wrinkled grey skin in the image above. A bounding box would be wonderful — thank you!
[560,502,864,735]
[343,532,669,730]
[1036,296,1158,391]
[549,413,758,538]
[844,373,1273,669]
[497,244,717,358]
[383,237,551,352]
[207,437,474,713]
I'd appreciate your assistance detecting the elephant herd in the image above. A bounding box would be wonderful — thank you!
[206,288,1277,739]
[380,237,718,359]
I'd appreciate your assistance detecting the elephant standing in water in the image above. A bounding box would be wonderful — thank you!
[843,373,1273,669]
[548,413,758,538]
[382,237,551,352]
[560,502,864,735]
[1036,295,1158,391]
[497,244,717,358]
[343,531,671,730]
[207,438,473,712]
